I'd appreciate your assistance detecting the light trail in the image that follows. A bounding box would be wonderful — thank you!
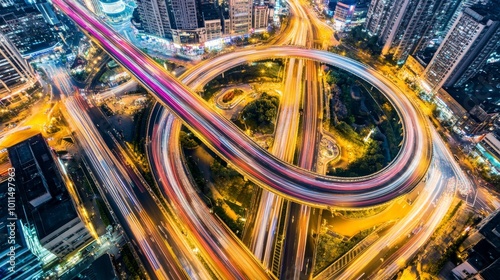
[62,95,213,279]
[149,111,273,279]
[53,0,431,208]
[319,125,467,280]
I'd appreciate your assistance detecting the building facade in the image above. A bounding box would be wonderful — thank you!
[135,0,169,38]
[136,0,208,44]
[229,0,252,35]
[365,0,441,63]
[252,4,268,30]
[422,5,500,91]
[333,0,356,31]
[0,32,36,95]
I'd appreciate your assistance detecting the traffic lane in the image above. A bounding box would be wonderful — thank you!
[54,0,429,208]
[66,97,194,279]
[151,114,271,279]
[80,97,213,278]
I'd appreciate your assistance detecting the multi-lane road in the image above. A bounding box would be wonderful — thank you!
[45,1,471,280]
[53,0,431,208]
[148,109,273,279]
[46,55,225,279]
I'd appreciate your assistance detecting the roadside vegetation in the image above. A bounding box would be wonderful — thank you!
[180,130,256,237]
[119,244,146,280]
[325,66,402,177]
[240,92,279,134]
[199,60,284,101]
[314,228,375,275]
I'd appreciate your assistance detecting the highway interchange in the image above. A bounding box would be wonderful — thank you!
[44,0,483,279]
[53,0,431,207]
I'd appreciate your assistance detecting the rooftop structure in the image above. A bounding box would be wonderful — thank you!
[7,134,93,259]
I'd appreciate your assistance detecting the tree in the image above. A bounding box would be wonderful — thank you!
[179,131,199,149]
[240,93,279,132]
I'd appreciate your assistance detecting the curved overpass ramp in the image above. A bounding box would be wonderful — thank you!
[54,0,431,208]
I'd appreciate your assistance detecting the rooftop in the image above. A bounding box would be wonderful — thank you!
[479,210,500,248]
[467,239,500,271]
[480,258,500,280]
[32,197,78,240]
[202,3,220,21]
[74,254,119,280]
[7,134,78,240]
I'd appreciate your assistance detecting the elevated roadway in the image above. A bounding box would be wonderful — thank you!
[53,0,431,208]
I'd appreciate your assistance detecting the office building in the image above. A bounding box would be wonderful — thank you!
[229,0,252,35]
[252,4,269,30]
[0,32,36,95]
[136,0,207,44]
[8,134,93,259]
[422,5,500,91]
[333,0,355,31]
[0,2,57,55]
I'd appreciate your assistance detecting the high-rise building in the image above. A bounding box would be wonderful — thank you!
[252,4,268,30]
[135,0,169,38]
[422,5,500,91]
[413,0,487,64]
[136,0,207,44]
[0,32,36,95]
[229,0,252,35]
[364,0,397,37]
[365,0,440,63]
[333,0,356,31]
[8,134,93,260]
[0,179,43,280]
[0,2,57,55]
